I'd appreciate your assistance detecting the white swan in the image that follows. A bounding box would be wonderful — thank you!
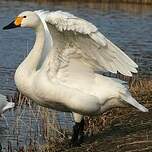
[0,94,14,114]
[3,10,148,146]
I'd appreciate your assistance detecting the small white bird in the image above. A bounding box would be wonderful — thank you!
[0,94,15,114]
[3,10,148,146]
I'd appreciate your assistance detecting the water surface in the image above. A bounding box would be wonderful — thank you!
[0,0,152,94]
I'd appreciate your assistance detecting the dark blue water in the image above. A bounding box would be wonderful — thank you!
[0,1,152,94]
[0,0,151,150]
[0,1,151,95]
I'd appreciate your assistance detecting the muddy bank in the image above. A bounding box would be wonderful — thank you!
[64,107,152,152]
[66,79,152,152]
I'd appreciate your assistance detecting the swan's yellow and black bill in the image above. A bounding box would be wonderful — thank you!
[3,17,23,30]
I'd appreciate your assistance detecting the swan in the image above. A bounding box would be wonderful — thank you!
[0,94,14,114]
[3,10,148,146]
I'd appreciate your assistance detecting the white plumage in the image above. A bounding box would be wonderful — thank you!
[44,10,138,76]
[3,10,148,122]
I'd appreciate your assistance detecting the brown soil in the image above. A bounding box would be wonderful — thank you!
[64,107,152,152]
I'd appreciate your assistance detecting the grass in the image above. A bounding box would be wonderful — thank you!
[5,91,71,152]
[1,76,152,152]
[82,76,152,134]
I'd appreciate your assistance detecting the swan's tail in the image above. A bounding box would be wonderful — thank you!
[122,95,148,112]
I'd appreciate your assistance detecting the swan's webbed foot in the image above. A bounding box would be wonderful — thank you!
[70,119,84,147]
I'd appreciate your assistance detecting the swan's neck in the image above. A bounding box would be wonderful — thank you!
[20,23,45,73]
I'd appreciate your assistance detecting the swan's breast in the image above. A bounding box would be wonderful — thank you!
[32,71,59,101]
[14,67,33,97]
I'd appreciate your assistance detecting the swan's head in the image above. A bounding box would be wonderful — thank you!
[3,11,41,30]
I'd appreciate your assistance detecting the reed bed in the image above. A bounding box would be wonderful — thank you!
[1,76,151,152]
[3,91,73,152]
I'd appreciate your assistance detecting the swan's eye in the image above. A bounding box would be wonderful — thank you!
[23,16,27,18]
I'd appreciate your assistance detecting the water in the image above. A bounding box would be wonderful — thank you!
[0,0,151,150]
[0,1,152,94]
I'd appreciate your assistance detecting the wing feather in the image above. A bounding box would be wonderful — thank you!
[36,10,138,77]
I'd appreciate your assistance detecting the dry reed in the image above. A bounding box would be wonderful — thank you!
[1,75,151,152]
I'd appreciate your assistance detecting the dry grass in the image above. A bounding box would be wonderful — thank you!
[64,77,152,152]
[3,76,152,152]
[84,77,152,136]
[5,91,71,152]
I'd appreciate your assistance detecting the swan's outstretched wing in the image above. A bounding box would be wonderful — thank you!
[35,10,138,77]
[46,11,138,76]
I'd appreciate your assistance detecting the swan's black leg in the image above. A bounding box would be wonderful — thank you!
[78,118,84,144]
[70,119,85,147]
[71,122,80,146]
